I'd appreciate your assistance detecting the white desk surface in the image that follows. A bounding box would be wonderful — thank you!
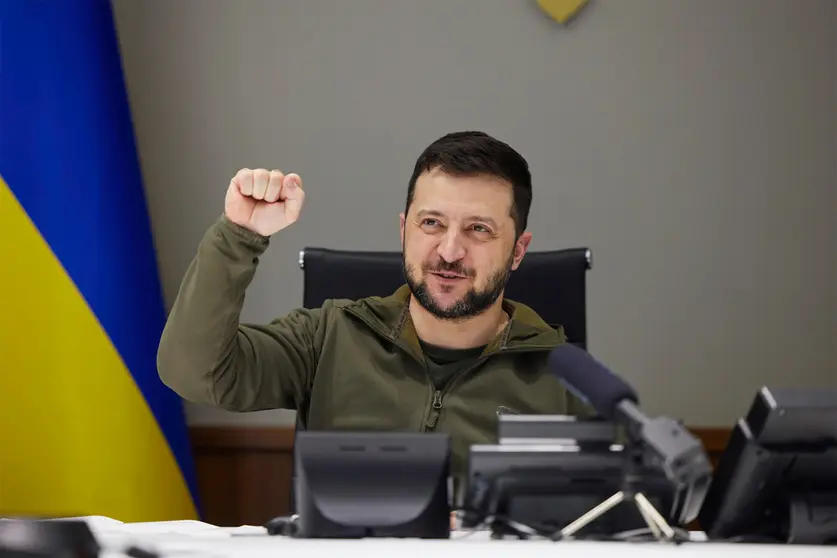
[61,516,832,558]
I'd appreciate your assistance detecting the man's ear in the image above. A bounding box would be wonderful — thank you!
[399,212,406,245]
[510,232,532,271]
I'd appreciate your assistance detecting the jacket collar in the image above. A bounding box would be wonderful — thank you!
[342,284,565,358]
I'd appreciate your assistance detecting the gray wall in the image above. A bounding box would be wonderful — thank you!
[113,0,837,428]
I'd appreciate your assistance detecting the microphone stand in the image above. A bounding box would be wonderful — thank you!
[553,440,680,543]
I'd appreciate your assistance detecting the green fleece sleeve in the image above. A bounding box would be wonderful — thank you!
[156,215,320,412]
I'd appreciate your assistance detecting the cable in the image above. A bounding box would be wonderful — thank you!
[264,514,300,537]
[124,545,161,558]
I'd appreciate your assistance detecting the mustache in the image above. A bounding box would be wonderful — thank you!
[423,260,475,278]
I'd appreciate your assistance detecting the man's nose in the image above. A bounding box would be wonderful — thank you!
[437,229,466,262]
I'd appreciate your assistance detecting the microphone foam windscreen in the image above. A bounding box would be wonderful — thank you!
[548,344,638,420]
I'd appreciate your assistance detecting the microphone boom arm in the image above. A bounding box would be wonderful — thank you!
[617,401,713,523]
[557,404,713,543]
[546,344,714,541]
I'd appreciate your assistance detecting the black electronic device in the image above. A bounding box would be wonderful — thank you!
[463,442,685,539]
[0,518,100,558]
[698,386,837,545]
[293,431,451,539]
[463,345,712,541]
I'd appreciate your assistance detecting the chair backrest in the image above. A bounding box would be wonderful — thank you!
[299,246,592,348]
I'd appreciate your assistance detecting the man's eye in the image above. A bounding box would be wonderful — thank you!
[422,219,440,227]
[471,224,491,234]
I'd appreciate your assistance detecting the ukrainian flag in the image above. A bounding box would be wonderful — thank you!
[0,1,199,521]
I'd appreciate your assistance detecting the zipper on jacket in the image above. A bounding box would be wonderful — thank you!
[419,344,553,431]
[421,355,490,431]
[424,390,444,430]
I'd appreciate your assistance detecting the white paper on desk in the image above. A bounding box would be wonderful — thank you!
[52,516,231,538]
[103,520,231,538]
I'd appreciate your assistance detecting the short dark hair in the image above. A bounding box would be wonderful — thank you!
[405,131,533,238]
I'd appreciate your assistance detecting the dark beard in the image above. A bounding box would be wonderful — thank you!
[402,251,514,321]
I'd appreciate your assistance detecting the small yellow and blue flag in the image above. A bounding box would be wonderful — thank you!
[0,0,199,521]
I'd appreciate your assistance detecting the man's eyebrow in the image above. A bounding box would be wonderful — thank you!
[416,209,499,228]
[416,209,445,218]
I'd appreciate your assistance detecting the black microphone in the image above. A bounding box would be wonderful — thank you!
[548,344,712,522]
[547,343,640,423]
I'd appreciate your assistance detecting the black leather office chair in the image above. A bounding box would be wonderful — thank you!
[286,246,592,512]
[298,246,592,348]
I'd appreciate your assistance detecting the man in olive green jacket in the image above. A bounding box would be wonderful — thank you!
[157,131,590,485]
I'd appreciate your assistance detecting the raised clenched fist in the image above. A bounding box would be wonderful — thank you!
[225,168,305,237]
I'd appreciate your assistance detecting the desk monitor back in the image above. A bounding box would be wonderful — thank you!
[294,431,451,538]
[698,387,837,545]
